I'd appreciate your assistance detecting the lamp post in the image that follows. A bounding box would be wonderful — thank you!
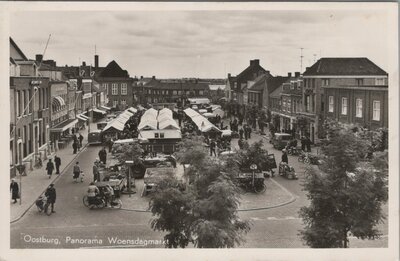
[16,137,24,205]
[46,124,50,155]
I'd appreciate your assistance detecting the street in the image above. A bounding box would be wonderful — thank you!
[10,133,388,249]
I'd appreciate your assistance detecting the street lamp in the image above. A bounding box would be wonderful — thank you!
[16,137,24,205]
[46,124,50,155]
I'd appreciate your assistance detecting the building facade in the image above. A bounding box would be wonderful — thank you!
[302,57,388,142]
[10,38,51,177]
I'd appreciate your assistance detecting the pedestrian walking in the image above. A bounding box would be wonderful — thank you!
[72,140,78,154]
[220,121,224,130]
[238,138,243,150]
[209,139,217,157]
[54,155,61,174]
[45,184,56,213]
[46,159,55,179]
[243,125,248,140]
[10,179,19,204]
[73,162,81,182]
[239,128,244,140]
[98,147,107,165]
[93,160,100,182]
[79,133,84,148]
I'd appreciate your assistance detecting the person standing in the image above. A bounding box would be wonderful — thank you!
[281,149,289,164]
[108,138,114,153]
[301,136,306,151]
[209,139,217,157]
[79,133,84,148]
[73,162,81,182]
[243,125,248,140]
[247,125,252,139]
[93,160,100,182]
[54,155,61,174]
[239,128,244,140]
[306,136,312,152]
[98,147,107,165]
[10,179,19,204]
[72,140,78,154]
[45,184,56,213]
[46,159,55,179]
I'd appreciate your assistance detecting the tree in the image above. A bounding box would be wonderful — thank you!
[299,121,388,248]
[235,140,269,170]
[113,141,144,174]
[149,137,250,248]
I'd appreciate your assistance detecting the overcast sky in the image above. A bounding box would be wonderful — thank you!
[10,9,391,78]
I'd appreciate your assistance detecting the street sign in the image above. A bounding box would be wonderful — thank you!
[250,164,257,170]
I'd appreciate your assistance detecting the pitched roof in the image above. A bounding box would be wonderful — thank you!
[98,60,129,78]
[303,58,387,76]
[248,74,271,91]
[270,84,283,98]
[10,37,28,61]
[236,61,267,81]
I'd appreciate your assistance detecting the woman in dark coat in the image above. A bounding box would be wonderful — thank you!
[46,159,55,179]
[10,179,19,203]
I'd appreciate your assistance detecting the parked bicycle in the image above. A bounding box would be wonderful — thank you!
[35,195,52,216]
[236,171,266,194]
[82,194,122,209]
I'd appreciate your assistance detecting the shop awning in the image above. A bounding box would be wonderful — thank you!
[93,108,106,115]
[50,119,78,132]
[52,96,66,107]
[100,105,111,111]
[82,93,92,99]
[77,114,88,121]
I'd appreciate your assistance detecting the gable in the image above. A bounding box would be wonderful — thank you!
[99,60,129,78]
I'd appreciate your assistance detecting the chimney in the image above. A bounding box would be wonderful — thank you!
[36,54,43,63]
[94,55,99,68]
[141,76,143,79]
[305,67,310,72]
[288,72,292,78]
[250,59,260,66]
[82,61,86,66]
[152,76,156,79]
[228,73,231,78]
[295,72,300,77]
[265,70,270,75]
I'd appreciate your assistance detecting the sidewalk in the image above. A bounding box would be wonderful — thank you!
[10,122,97,223]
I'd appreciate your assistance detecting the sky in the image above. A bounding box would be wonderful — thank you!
[10,8,392,79]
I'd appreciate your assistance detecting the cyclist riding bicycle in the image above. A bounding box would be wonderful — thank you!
[87,182,100,206]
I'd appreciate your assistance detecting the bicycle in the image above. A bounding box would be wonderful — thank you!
[35,196,52,216]
[237,172,267,194]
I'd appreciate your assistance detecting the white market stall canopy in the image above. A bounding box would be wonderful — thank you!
[184,108,221,133]
[138,108,181,137]
[103,108,136,132]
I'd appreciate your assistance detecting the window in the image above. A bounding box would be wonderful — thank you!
[154,133,159,138]
[373,101,380,121]
[322,79,330,86]
[121,83,127,95]
[341,97,348,115]
[306,96,310,112]
[356,79,364,86]
[113,100,118,108]
[160,133,164,138]
[356,98,363,118]
[121,99,126,105]
[199,90,204,95]
[328,96,334,112]
[112,84,118,95]
[375,78,385,85]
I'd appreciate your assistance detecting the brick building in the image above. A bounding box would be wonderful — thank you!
[302,57,388,142]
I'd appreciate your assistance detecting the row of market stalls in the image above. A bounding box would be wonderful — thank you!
[183,108,221,138]
[138,108,182,154]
